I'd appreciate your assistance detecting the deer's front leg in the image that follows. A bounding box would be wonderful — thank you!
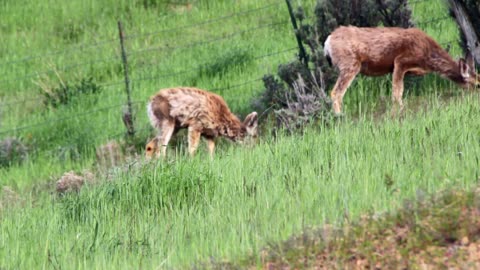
[392,63,407,115]
[187,127,201,157]
[330,64,360,114]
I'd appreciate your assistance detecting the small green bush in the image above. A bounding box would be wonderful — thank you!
[41,77,102,108]
[0,137,27,168]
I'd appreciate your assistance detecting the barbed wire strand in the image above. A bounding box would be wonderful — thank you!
[0,80,128,109]
[0,17,290,90]
[0,46,295,108]
[106,126,153,141]
[211,78,264,92]
[409,0,434,5]
[0,38,118,69]
[127,20,289,57]
[0,52,121,87]
[417,16,451,26]
[125,1,284,40]
[129,14,296,65]
[0,1,283,70]
[0,101,143,136]
[131,47,297,83]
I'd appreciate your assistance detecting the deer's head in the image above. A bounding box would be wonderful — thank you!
[459,51,480,88]
[231,112,258,144]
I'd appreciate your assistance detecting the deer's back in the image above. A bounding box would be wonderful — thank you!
[150,87,233,129]
[327,26,438,75]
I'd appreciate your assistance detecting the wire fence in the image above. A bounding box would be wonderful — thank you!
[0,101,144,136]
[0,2,289,107]
[131,47,297,83]
[0,0,464,157]
[409,0,437,5]
[125,2,283,40]
[0,38,119,70]
[0,1,291,140]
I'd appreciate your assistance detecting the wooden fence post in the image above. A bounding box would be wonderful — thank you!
[117,21,135,139]
[285,0,309,67]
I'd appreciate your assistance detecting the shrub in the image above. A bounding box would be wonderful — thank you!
[0,137,27,168]
[40,77,102,108]
[275,71,331,133]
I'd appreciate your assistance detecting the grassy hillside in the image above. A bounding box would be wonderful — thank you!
[2,93,480,269]
[1,0,479,269]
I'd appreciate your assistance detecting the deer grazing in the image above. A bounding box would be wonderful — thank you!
[146,87,258,159]
[324,26,480,114]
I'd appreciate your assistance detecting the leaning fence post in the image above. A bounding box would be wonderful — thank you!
[117,20,135,140]
[285,0,309,67]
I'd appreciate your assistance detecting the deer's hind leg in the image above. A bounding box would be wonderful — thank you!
[330,62,361,114]
[187,126,201,157]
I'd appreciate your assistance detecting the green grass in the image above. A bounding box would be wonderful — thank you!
[2,93,480,269]
[1,0,479,269]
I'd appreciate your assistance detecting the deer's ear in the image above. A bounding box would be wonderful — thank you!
[459,58,470,78]
[244,112,258,127]
[244,112,258,136]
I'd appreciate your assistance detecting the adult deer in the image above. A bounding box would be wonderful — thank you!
[146,87,258,159]
[324,26,480,114]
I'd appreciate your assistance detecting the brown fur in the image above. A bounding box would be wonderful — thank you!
[324,26,480,114]
[146,87,258,158]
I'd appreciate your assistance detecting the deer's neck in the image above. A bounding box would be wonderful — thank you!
[428,49,464,84]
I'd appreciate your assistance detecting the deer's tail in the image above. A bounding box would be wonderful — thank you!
[147,101,160,128]
[324,35,333,66]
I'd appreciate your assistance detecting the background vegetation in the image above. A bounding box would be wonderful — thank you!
[0,0,478,269]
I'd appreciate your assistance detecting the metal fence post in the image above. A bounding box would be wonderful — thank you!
[285,0,309,67]
[117,21,135,139]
